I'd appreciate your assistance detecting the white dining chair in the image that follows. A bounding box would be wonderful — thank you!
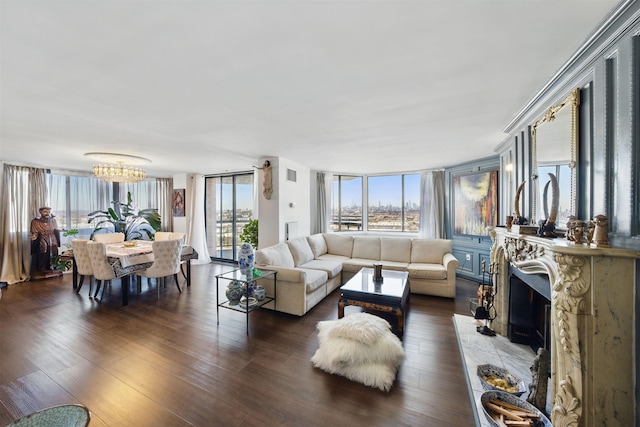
[71,239,94,296]
[94,232,125,244]
[86,241,117,301]
[136,239,183,299]
[154,231,173,241]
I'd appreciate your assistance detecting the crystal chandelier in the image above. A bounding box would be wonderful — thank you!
[85,152,151,183]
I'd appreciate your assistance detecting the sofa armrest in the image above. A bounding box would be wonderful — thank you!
[258,265,305,283]
[443,253,460,274]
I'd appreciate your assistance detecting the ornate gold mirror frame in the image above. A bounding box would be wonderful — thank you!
[531,88,580,229]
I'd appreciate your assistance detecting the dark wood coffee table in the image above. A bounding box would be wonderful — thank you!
[338,267,410,335]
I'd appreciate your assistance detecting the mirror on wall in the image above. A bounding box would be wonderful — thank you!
[531,88,580,230]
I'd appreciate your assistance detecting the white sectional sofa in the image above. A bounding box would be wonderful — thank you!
[254,233,459,316]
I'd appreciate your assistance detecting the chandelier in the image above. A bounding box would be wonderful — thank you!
[85,152,151,183]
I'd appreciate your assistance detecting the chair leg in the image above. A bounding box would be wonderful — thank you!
[174,274,182,293]
[76,275,85,294]
[94,281,102,298]
[98,280,110,302]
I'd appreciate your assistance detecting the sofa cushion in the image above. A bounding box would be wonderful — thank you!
[342,258,378,273]
[411,239,452,264]
[307,234,328,258]
[378,261,409,271]
[255,243,295,268]
[297,268,329,293]
[408,263,447,280]
[380,238,412,263]
[352,237,381,260]
[288,237,315,266]
[298,259,343,279]
[317,253,351,263]
[324,233,354,257]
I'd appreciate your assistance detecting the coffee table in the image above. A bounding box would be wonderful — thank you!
[338,267,410,335]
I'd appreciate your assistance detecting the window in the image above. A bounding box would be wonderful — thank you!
[48,172,114,236]
[367,174,420,232]
[331,175,363,231]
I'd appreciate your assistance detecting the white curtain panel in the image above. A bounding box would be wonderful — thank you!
[0,164,47,285]
[314,172,327,234]
[187,175,211,264]
[155,178,173,232]
[419,170,446,239]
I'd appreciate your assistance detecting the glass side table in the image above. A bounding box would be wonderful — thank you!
[215,268,277,335]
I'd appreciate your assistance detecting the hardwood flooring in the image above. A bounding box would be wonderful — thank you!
[0,263,479,426]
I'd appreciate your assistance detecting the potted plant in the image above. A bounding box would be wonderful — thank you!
[88,192,161,240]
[239,218,258,248]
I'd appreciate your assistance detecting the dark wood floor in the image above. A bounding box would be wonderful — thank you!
[0,263,479,426]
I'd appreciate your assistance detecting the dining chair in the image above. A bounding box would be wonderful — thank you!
[71,239,94,296]
[5,404,91,427]
[87,241,117,301]
[154,231,172,241]
[94,232,125,244]
[136,239,183,299]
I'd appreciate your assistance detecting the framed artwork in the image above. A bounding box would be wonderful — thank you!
[453,170,498,236]
[172,189,185,217]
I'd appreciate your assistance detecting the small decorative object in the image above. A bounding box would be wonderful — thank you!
[225,281,244,305]
[238,242,255,276]
[506,215,514,229]
[373,263,383,281]
[513,181,529,225]
[253,286,265,301]
[536,173,559,238]
[245,280,256,298]
[239,297,258,309]
[527,348,550,413]
[477,364,527,396]
[252,267,263,278]
[593,214,610,247]
[565,215,577,242]
[480,390,552,427]
[123,240,138,247]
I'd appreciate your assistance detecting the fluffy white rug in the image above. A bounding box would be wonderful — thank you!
[311,313,405,391]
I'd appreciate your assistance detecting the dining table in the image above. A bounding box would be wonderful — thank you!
[64,240,199,306]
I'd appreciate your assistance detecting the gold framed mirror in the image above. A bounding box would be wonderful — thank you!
[531,88,580,230]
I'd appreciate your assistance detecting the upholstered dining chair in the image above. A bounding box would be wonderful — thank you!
[71,239,94,296]
[136,239,183,299]
[155,231,186,242]
[93,232,125,244]
[86,241,117,301]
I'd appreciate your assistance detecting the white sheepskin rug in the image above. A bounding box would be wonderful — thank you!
[311,312,405,391]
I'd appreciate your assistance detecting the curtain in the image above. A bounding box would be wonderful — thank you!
[187,175,211,264]
[0,164,47,285]
[314,172,327,234]
[420,170,446,239]
[155,178,173,231]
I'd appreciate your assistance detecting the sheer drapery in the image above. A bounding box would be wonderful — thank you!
[314,172,327,234]
[155,178,173,232]
[187,175,211,264]
[420,170,446,239]
[0,164,47,285]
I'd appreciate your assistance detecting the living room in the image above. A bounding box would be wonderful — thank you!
[2,1,640,426]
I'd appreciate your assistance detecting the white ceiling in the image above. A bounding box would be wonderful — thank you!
[0,0,620,177]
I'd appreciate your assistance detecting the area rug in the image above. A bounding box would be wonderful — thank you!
[311,312,405,391]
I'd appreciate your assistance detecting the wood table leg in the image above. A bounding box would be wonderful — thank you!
[338,298,345,318]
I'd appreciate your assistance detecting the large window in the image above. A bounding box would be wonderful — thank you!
[331,173,420,233]
[331,175,363,231]
[48,172,114,236]
[205,173,254,261]
[367,174,420,232]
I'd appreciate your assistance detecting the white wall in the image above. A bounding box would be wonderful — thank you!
[258,157,310,248]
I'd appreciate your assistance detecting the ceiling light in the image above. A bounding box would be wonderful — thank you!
[85,152,151,183]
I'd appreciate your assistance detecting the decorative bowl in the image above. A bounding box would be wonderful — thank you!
[480,390,552,427]
[123,241,138,247]
[477,364,527,396]
[239,297,258,309]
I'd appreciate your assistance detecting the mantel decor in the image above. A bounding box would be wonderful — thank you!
[85,152,150,183]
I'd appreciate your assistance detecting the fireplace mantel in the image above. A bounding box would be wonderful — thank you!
[489,227,639,427]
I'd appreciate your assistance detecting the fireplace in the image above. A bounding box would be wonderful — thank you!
[489,227,639,427]
[508,269,551,351]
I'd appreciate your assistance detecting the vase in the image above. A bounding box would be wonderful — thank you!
[238,243,255,277]
[226,281,244,305]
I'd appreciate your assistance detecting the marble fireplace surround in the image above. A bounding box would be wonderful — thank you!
[489,227,639,427]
